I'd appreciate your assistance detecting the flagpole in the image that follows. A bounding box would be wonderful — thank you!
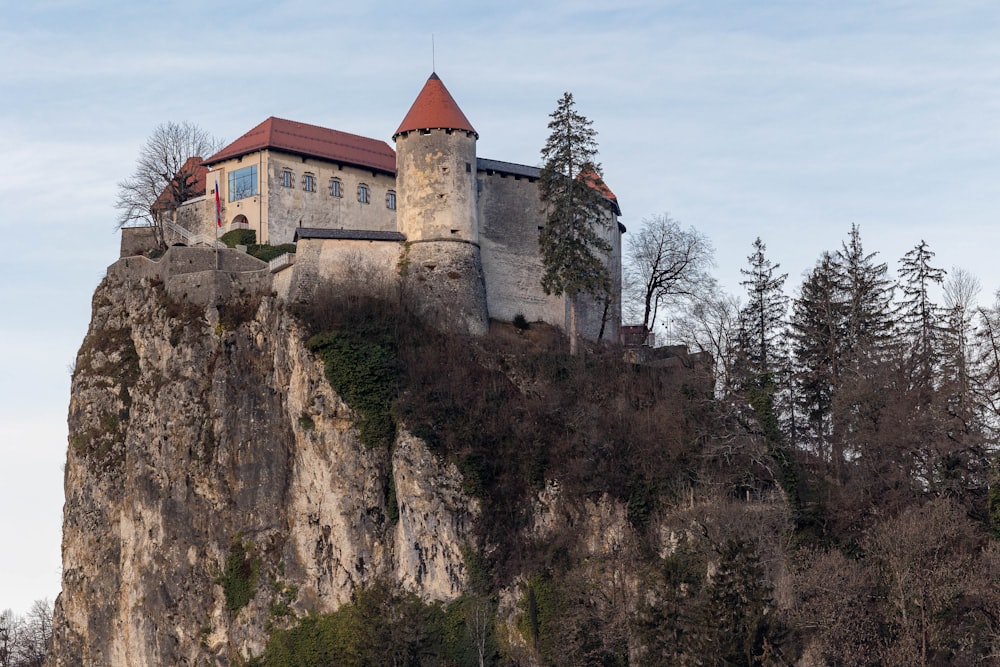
[215,176,222,272]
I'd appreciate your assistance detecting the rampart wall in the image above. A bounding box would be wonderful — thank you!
[477,171,567,330]
[107,247,271,306]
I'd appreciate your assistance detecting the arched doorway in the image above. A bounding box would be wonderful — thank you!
[230,214,249,230]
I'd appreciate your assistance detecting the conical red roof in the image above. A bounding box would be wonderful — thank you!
[394,73,477,139]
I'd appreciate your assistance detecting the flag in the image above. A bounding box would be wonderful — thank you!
[215,178,222,228]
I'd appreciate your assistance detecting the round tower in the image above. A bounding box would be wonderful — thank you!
[393,73,488,334]
[393,72,479,243]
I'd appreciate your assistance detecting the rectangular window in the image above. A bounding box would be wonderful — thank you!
[303,173,315,192]
[330,179,342,198]
[282,170,292,188]
[228,165,258,202]
[358,184,369,204]
[386,191,396,210]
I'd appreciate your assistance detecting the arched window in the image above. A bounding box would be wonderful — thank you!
[386,190,396,210]
[358,184,369,204]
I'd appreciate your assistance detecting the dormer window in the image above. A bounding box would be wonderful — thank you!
[358,184,369,204]
[330,178,342,198]
[386,190,396,210]
[303,173,315,192]
[281,169,293,188]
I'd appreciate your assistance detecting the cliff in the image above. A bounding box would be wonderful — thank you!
[50,273,478,665]
[53,262,819,666]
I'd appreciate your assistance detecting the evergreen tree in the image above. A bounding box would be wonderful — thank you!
[737,238,789,386]
[538,92,612,354]
[789,252,845,460]
[897,240,946,391]
[831,224,895,479]
[835,223,895,369]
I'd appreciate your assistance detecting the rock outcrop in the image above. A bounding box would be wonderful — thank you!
[50,273,478,666]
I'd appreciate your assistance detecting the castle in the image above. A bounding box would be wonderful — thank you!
[121,73,624,340]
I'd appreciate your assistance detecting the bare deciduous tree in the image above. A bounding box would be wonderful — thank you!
[0,600,52,667]
[115,121,222,248]
[625,213,716,334]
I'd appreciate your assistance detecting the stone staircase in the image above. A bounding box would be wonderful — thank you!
[164,220,226,249]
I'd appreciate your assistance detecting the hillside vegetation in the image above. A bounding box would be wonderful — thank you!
[245,280,1000,666]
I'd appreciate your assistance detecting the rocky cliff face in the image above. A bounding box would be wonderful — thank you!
[50,273,478,666]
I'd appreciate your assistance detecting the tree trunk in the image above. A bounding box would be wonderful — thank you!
[569,297,579,355]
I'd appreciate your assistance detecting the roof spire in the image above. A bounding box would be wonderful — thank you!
[394,73,477,139]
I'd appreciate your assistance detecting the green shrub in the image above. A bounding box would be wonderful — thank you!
[515,575,560,655]
[217,538,260,614]
[297,413,315,431]
[247,243,296,263]
[246,582,491,667]
[221,228,256,247]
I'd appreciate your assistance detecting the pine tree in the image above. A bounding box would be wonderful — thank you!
[538,92,612,354]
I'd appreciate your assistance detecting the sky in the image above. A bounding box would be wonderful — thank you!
[4,0,1000,616]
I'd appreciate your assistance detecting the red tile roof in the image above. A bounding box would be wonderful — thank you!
[152,156,207,212]
[204,117,396,174]
[577,164,617,201]
[394,73,477,139]
[578,164,621,216]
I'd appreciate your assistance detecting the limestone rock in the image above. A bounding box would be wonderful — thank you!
[50,274,477,666]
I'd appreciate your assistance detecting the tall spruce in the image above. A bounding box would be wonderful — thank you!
[897,240,946,391]
[835,224,894,368]
[737,239,802,512]
[738,238,789,385]
[790,252,845,460]
[538,92,612,354]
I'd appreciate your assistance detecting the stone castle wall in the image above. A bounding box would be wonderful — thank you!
[401,241,489,336]
[265,152,397,245]
[108,247,270,306]
[395,130,478,242]
[477,169,567,329]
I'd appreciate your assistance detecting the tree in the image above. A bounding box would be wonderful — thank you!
[835,223,895,368]
[674,289,741,396]
[538,92,613,354]
[737,238,789,385]
[896,240,946,391]
[115,121,222,248]
[625,213,716,334]
[0,600,52,667]
[789,252,845,460]
[941,267,981,427]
